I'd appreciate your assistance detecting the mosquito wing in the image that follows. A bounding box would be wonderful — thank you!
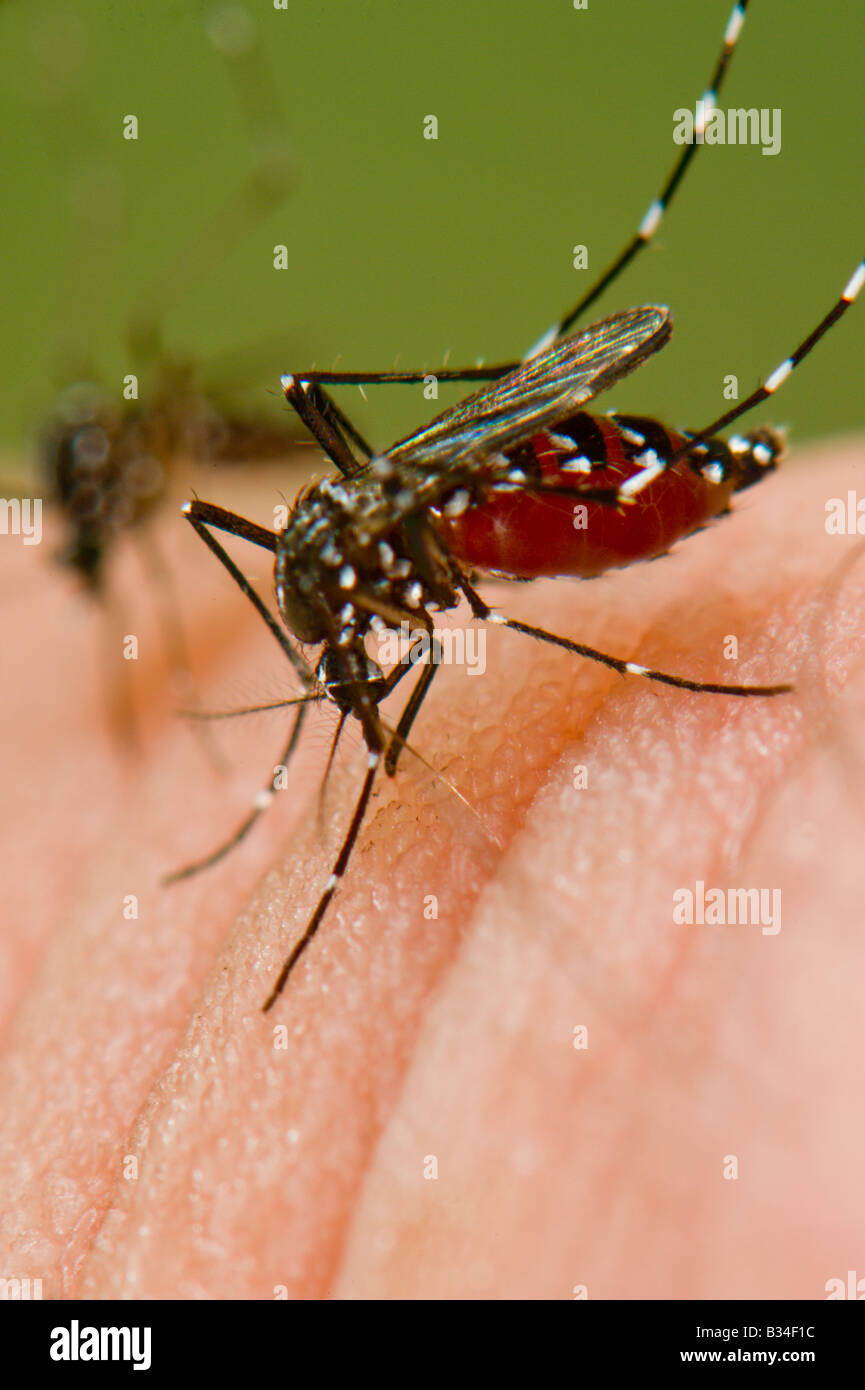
[384,306,672,474]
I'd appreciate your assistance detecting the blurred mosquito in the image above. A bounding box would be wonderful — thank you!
[34,3,303,744]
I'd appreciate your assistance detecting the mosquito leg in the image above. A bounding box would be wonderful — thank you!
[164,703,309,884]
[262,751,381,1011]
[316,710,350,832]
[288,363,506,388]
[384,638,442,776]
[297,379,375,461]
[507,616,789,697]
[667,258,865,462]
[182,498,278,552]
[457,577,789,696]
[181,695,323,722]
[181,500,315,689]
[281,375,370,477]
[287,5,751,389]
[178,647,418,828]
[541,1,750,342]
[260,635,438,1005]
[380,643,424,697]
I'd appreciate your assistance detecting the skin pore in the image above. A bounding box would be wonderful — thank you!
[1,436,864,1299]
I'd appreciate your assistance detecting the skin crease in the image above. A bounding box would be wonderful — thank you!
[1,437,864,1300]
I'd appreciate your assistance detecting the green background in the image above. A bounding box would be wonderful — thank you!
[1,0,863,464]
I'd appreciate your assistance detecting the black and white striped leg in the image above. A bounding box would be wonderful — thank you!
[261,637,446,1009]
[669,258,865,462]
[286,1,750,389]
[164,704,310,883]
[460,585,790,697]
[165,499,327,882]
[501,617,790,696]
[539,1,750,343]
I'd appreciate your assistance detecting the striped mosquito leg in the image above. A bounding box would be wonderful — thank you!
[164,704,310,884]
[295,5,752,392]
[488,615,791,697]
[669,258,865,461]
[526,1,750,358]
[262,751,381,1011]
[457,581,788,693]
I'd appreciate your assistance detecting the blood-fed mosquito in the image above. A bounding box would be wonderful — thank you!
[169,0,864,1010]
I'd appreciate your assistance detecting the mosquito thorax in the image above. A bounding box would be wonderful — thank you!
[273,471,445,649]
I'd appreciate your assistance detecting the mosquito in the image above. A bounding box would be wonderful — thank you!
[36,3,302,742]
[168,0,864,1009]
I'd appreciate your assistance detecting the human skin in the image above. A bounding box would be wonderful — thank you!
[1,437,864,1300]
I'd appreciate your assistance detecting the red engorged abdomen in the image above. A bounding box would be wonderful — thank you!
[434,414,737,579]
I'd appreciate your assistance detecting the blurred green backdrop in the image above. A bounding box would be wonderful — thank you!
[1,0,863,463]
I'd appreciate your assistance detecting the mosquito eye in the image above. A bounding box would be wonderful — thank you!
[276,581,325,644]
